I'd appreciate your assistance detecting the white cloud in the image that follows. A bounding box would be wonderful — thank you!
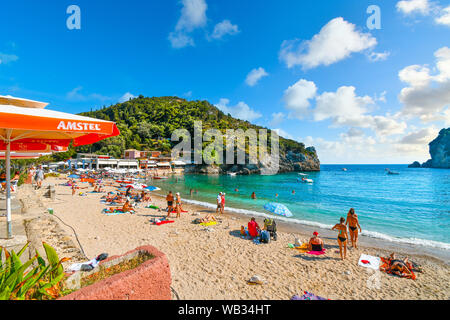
[119,92,137,103]
[269,112,285,127]
[282,80,407,137]
[245,67,269,87]
[314,86,374,125]
[283,79,317,119]
[279,17,377,69]
[398,126,439,144]
[210,20,239,40]
[0,53,18,65]
[399,46,450,122]
[272,128,294,140]
[396,0,432,15]
[215,98,262,122]
[175,0,207,32]
[368,51,391,62]
[372,115,408,136]
[67,87,112,102]
[169,32,194,49]
[435,6,450,26]
[169,0,208,48]
[313,86,407,136]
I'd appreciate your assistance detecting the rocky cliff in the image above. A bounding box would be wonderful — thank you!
[409,128,450,169]
[185,147,320,175]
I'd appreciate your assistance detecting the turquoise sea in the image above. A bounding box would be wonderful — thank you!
[148,165,450,251]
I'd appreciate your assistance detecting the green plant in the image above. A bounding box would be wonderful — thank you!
[0,242,70,300]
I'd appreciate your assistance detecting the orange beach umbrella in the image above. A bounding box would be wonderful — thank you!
[0,95,120,238]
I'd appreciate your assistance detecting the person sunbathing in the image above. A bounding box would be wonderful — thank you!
[122,200,133,211]
[93,185,99,193]
[388,253,413,276]
[200,214,217,224]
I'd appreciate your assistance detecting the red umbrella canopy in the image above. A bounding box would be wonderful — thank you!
[0,95,120,151]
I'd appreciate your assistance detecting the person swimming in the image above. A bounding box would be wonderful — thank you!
[332,217,348,260]
[251,192,256,199]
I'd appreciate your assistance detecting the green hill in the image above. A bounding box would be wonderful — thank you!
[75,96,317,163]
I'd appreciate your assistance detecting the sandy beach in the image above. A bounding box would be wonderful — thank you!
[16,177,450,300]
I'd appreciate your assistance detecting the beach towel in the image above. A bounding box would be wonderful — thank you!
[102,208,134,215]
[200,221,217,227]
[291,291,329,300]
[156,220,174,226]
[358,254,381,270]
[171,210,188,213]
[288,243,312,253]
[146,205,159,210]
[307,249,327,256]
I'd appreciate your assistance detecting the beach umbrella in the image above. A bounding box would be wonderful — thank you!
[125,183,148,190]
[145,186,161,192]
[0,95,120,238]
[68,174,80,179]
[263,202,293,218]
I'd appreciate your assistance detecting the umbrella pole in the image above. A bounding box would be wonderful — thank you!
[5,132,12,238]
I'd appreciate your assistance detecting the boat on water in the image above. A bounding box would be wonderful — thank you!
[385,168,400,175]
[227,172,237,176]
[153,176,168,180]
[342,168,348,171]
[298,177,314,183]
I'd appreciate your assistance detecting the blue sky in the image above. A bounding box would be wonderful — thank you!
[1,0,449,164]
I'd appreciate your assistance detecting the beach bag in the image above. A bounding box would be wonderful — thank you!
[260,230,270,244]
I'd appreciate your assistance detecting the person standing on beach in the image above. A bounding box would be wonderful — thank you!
[346,208,362,248]
[175,192,182,218]
[220,193,225,214]
[35,166,44,189]
[166,191,174,217]
[332,217,348,260]
[26,166,35,185]
[216,192,222,213]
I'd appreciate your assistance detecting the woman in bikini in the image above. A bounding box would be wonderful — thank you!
[332,217,348,260]
[175,192,182,219]
[346,208,362,248]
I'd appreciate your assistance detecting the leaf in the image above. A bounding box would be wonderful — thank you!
[42,242,60,267]
[17,242,30,258]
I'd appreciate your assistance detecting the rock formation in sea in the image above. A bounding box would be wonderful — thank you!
[409,128,450,169]
[184,147,320,175]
